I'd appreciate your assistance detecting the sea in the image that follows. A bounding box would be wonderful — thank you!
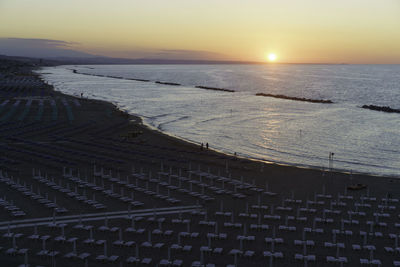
[38,64,400,177]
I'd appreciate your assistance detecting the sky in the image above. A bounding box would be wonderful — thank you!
[0,0,399,63]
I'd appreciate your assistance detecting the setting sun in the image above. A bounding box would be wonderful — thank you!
[268,53,277,62]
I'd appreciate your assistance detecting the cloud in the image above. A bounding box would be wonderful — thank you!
[0,37,230,61]
[0,38,93,58]
[6,38,78,48]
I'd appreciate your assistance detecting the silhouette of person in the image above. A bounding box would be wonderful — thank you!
[206,143,209,150]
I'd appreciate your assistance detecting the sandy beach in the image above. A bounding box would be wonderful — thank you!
[0,58,399,266]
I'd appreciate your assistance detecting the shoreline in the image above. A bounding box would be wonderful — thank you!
[39,67,400,179]
[40,68,399,179]
[138,116,398,180]
[39,72,400,179]
[106,107,400,192]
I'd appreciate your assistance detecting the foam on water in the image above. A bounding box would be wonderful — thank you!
[38,64,400,177]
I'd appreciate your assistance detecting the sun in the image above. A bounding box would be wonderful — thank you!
[268,53,277,62]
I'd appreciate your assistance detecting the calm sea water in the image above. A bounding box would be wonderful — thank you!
[38,64,400,177]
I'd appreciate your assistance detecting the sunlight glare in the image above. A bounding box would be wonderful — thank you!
[268,53,277,62]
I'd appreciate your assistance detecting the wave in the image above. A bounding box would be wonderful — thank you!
[148,113,172,120]
[157,115,191,130]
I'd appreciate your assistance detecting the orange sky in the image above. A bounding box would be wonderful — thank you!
[1,0,399,63]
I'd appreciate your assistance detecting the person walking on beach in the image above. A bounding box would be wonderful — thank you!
[206,143,209,150]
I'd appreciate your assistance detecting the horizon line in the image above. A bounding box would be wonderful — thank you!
[1,54,399,65]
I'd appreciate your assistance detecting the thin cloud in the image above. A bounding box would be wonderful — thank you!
[0,37,91,58]
[4,38,79,48]
[0,38,230,61]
